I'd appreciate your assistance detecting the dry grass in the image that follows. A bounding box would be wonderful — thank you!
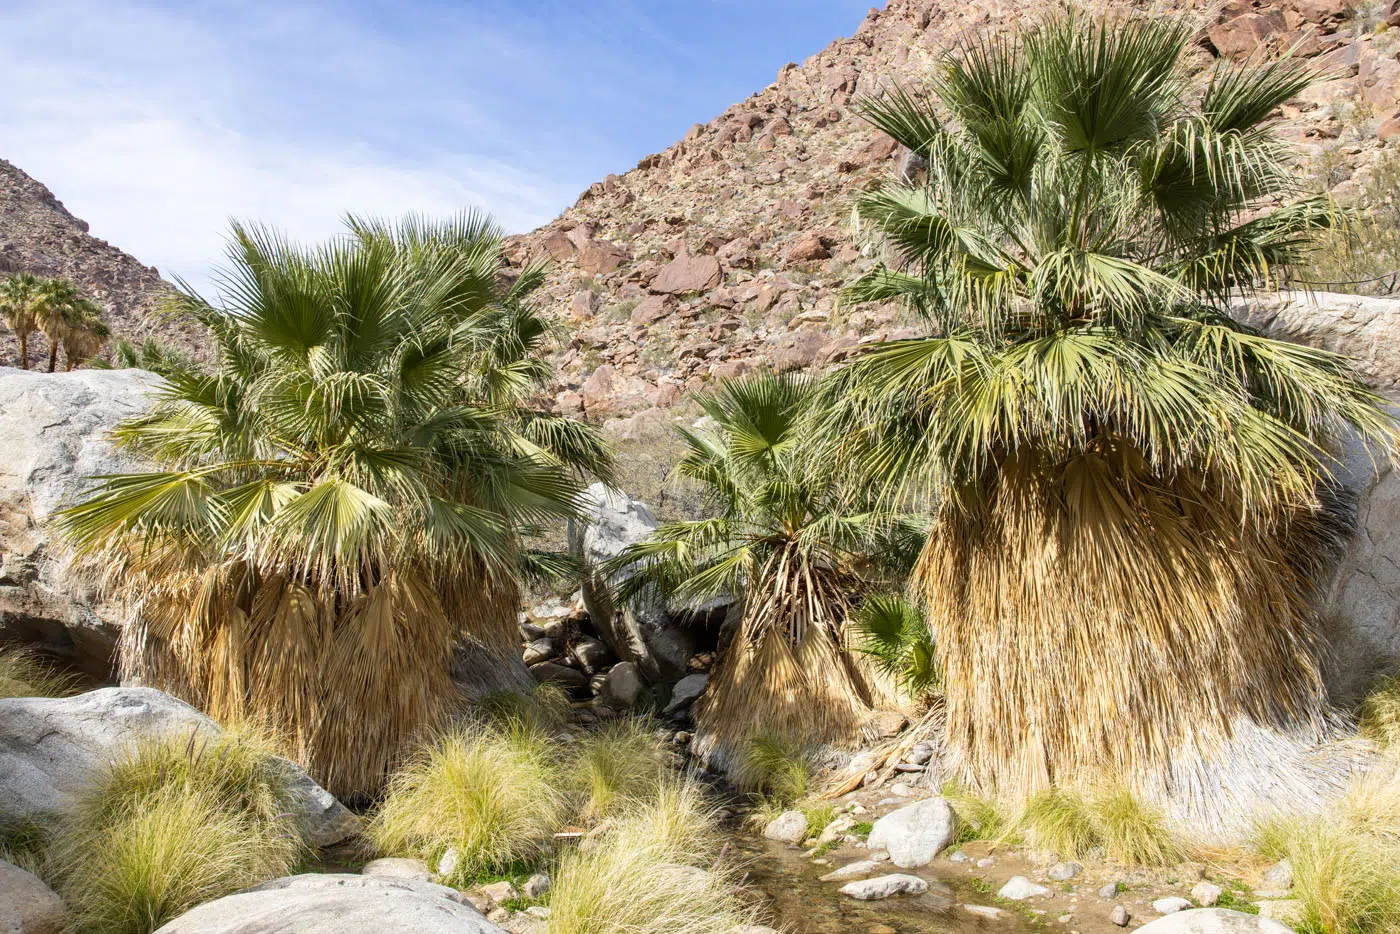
[548,779,762,934]
[1089,784,1183,866]
[918,453,1340,808]
[481,682,572,735]
[566,719,672,820]
[1017,787,1099,859]
[1359,674,1400,750]
[367,723,567,886]
[0,645,80,698]
[46,730,305,934]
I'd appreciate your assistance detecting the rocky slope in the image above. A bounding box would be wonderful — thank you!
[0,159,200,367]
[502,0,1400,427]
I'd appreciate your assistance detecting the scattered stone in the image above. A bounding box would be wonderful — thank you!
[963,905,1004,920]
[528,662,588,693]
[819,860,881,882]
[907,742,934,765]
[650,251,722,294]
[866,798,960,869]
[764,810,809,845]
[1049,861,1083,881]
[948,851,970,863]
[1098,882,1121,899]
[839,874,929,900]
[478,881,519,906]
[976,857,996,869]
[521,638,555,665]
[889,783,915,797]
[1256,900,1305,925]
[150,874,501,933]
[599,661,644,708]
[1153,897,1194,914]
[1262,859,1293,891]
[817,815,856,844]
[1133,908,1298,932]
[571,639,611,673]
[0,859,66,934]
[436,849,460,879]
[1111,904,1131,926]
[524,907,551,919]
[360,858,433,884]
[522,873,551,899]
[663,673,708,714]
[1192,882,1223,907]
[998,877,1050,900]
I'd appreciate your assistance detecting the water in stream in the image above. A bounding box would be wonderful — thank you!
[736,837,1031,934]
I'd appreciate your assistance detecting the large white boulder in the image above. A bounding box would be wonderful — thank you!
[0,366,160,679]
[1134,907,1298,933]
[866,798,959,868]
[0,859,65,934]
[1234,292,1400,700]
[152,874,505,933]
[0,687,357,848]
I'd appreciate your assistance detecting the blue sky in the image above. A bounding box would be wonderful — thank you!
[0,0,874,295]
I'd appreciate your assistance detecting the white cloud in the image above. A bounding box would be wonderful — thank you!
[0,1,578,296]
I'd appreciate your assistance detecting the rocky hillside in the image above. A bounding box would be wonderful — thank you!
[0,159,200,367]
[505,0,1400,429]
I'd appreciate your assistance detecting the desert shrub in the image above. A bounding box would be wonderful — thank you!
[47,730,304,934]
[548,780,759,934]
[1017,787,1099,859]
[567,719,671,820]
[368,724,566,885]
[0,645,80,698]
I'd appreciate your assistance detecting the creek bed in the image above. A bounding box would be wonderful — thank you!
[735,836,1031,934]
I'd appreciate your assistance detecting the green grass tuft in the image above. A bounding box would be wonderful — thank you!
[47,729,304,934]
[567,719,671,820]
[1360,674,1400,750]
[1017,787,1098,859]
[0,645,81,698]
[368,723,566,886]
[1087,784,1181,866]
[481,683,572,735]
[1254,816,1400,934]
[942,781,1015,844]
[735,733,813,804]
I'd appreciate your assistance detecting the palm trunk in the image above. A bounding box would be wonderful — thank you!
[47,341,57,373]
[18,331,27,369]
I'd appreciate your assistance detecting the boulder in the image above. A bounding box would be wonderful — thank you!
[0,367,161,679]
[599,661,644,708]
[0,688,357,848]
[763,810,809,845]
[866,798,960,868]
[1134,908,1297,933]
[359,858,433,884]
[0,859,65,934]
[662,673,708,714]
[839,874,929,900]
[998,877,1050,900]
[650,252,722,295]
[569,483,719,682]
[152,874,505,933]
[527,662,588,694]
[1232,292,1400,701]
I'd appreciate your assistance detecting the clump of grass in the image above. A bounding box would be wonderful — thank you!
[548,779,761,934]
[481,683,572,735]
[801,802,837,838]
[567,719,671,820]
[941,781,1014,843]
[1359,674,1400,750]
[735,733,813,804]
[0,821,48,876]
[1254,816,1400,934]
[1017,787,1098,859]
[368,723,566,886]
[1088,784,1181,866]
[0,645,80,698]
[47,729,304,934]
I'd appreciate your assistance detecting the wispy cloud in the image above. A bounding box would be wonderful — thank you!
[0,0,871,296]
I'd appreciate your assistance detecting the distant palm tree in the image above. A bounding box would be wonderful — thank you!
[819,11,1398,795]
[33,279,91,372]
[608,372,920,764]
[0,272,45,369]
[60,301,111,370]
[59,213,613,797]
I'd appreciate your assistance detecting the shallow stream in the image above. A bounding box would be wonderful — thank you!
[736,837,1031,934]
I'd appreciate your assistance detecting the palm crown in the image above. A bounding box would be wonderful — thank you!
[60,213,611,795]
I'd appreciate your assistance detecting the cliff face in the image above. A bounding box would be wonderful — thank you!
[501,0,1400,425]
[0,159,201,367]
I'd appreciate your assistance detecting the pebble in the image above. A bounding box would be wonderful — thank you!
[478,880,520,905]
[908,742,935,765]
[1191,881,1222,906]
[998,876,1050,900]
[963,905,1004,919]
[523,873,551,899]
[1263,859,1294,890]
[948,850,970,863]
[871,851,891,862]
[889,783,916,797]
[486,907,511,923]
[1152,896,1193,914]
[876,798,901,807]
[1057,913,1074,923]
[1111,905,1131,926]
[976,856,996,869]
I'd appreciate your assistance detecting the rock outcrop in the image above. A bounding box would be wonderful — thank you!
[0,687,357,848]
[0,366,160,678]
[151,874,505,934]
[0,160,196,369]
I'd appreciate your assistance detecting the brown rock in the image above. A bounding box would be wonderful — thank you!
[630,294,676,325]
[540,230,574,262]
[786,235,831,263]
[569,291,599,321]
[769,329,827,371]
[1207,11,1287,58]
[577,240,630,276]
[650,252,723,294]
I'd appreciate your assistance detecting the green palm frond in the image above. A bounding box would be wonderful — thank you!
[852,593,940,697]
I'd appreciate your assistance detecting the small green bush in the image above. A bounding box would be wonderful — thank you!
[47,730,304,934]
[368,723,566,885]
[1255,816,1400,934]
[1088,784,1180,866]
[1018,787,1098,859]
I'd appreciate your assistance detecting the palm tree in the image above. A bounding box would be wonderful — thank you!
[58,212,613,797]
[60,299,110,370]
[34,279,91,373]
[607,372,919,766]
[0,272,44,369]
[818,11,1399,798]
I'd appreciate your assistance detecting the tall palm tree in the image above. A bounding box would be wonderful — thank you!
[608,372,920,765]
[34,279,91,373]
[818,12,1398,797]
[60,299,110,370]
[59,212,613,797]
[0,272,44,369]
